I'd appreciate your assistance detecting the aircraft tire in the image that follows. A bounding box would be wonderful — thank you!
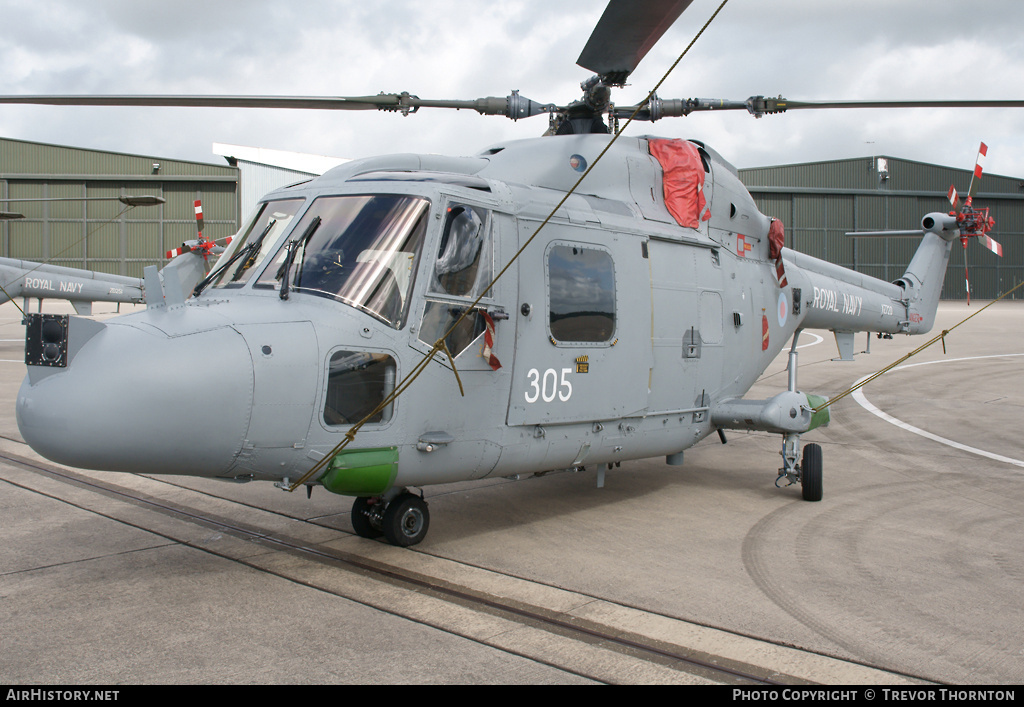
[382,492,430,547]
[801,443,823,502]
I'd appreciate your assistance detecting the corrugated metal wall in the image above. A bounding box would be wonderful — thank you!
[1,138,239,279]
[741,156,1024,300]
[233,160,315,221]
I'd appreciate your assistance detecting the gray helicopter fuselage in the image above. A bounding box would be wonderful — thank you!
[16,134,952,494]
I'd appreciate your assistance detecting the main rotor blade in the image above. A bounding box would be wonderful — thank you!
[0,95,392,110]
[577,0,694,83]
[622,95,1024,120]
[0,93,557,120]
[778,99,1024,111]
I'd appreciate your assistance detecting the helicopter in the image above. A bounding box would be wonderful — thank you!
[0,195,220,314]
[5,0,1020,546]
[0,256,146,315]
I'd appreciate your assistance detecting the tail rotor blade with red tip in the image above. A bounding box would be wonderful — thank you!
[981,234,1003,257]
[963,240,971,305]
[947,185,961,211]
[194,200,204,238]
[967,142,987,199]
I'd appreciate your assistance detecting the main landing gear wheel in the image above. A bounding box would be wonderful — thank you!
[801,443,823,502]
[382,491,430,547]
[351,496,383,539]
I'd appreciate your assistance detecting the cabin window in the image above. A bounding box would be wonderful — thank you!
[323,350,396,426]
[255,194,429,329]
[547,243,616,344]
[209,198,304,288]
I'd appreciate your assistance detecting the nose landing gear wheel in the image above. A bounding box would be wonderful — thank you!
[382,492,430,547]
[801,443,823,502]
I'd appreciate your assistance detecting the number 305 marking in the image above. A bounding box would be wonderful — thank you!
[525,368,573,403]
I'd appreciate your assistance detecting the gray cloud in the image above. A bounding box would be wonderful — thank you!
[1,0,1022,179]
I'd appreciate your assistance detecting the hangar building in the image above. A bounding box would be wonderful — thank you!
[212,142,348,218]
[740,156,1024,300]
[0,137,239,279]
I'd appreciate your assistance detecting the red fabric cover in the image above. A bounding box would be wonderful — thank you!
[768,218,785,260]
[648,138,708,229]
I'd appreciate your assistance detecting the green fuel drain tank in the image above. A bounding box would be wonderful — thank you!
[320,447,399,496]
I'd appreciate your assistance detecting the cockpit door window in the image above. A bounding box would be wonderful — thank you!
[255,194,429,329]
[429,204,492,298]
[419,203,495,359]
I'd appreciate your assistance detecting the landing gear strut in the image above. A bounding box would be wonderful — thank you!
[776,434,824,502]
[774,332,824,502]
[350,489,430,547]
[351,496,383,539]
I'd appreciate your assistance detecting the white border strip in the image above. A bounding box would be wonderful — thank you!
[851,354,1024,468]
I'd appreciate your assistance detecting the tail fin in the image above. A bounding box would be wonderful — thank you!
[895,213,958,334]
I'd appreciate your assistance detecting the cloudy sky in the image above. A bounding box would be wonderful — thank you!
[2,0,1024,179]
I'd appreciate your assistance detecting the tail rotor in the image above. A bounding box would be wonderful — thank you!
[947,143,1001,305]
[166,199,232,262]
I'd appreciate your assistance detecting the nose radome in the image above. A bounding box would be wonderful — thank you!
[17,320,254,476]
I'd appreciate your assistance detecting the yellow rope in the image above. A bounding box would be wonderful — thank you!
[285,0,733,492]
[813,279,1024,413]
[1,204,135,316]
[0,281,24,315]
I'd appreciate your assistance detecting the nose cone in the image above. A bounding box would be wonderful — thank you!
[17,319,254,475]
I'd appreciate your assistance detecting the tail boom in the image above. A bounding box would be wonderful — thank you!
[785,218,956,337]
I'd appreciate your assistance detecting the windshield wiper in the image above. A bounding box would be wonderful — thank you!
[279,216,321,301]
[231,218,277,282]
[193,219,276,297]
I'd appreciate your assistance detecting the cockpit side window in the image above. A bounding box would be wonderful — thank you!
[323,350,396,426]
[418,203,494,358]
[255,194,430,330]
[430,204,492,298]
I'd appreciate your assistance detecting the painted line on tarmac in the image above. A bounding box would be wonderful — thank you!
[798,334,823,350]
[852,354,1024,468]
